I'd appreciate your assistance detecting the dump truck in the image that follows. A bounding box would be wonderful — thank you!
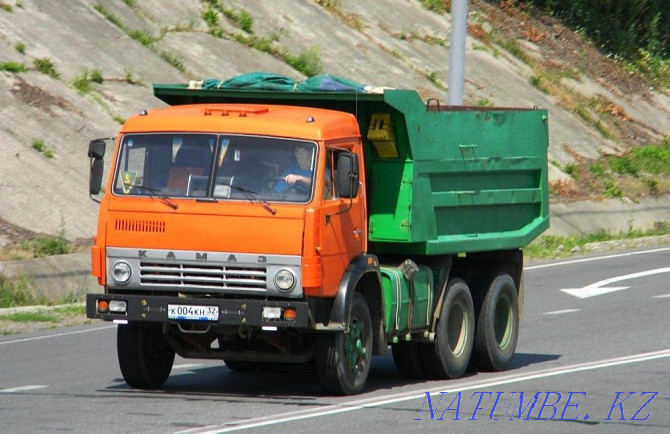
[86,74,549,395]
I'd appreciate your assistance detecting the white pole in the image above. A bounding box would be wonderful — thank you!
[448,0,468,105]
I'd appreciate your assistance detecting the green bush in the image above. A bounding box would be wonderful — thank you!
[285,46,321,77]
[517,1,669,60]
[94,3,124,29]
[73,69,92,94]
[631,143,670,174]
[419,0,448,13]
[0,275,34,308]
[609,157,638,177]
[31,138,55,158]
[90,68,104,83]
[202,8,219,27]
[128,30,156,46]
[0,61,27,72]
[33,57,60,78]
[238,10,254,33]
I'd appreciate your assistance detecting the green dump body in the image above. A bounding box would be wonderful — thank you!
[153,85,549,256]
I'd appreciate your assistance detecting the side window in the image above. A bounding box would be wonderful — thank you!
[325,150,334,200]
[325,146,356,200]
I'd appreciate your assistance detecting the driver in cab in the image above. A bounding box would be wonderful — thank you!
[274,146,313,192]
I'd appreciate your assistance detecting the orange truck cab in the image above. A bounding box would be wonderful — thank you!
[87,74,549,395]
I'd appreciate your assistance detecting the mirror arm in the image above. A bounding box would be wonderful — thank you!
[325,175,356,224]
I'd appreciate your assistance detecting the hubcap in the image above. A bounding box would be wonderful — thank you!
[447,301,467,357]
[345,319,366,373]
[494,295,513,350]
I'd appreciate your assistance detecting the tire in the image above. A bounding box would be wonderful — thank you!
[420,278,475,379]
[223,359,257,372]
[315,293,373,395]
[391,341,425,379]
[473,273,519,371]
[117,323,175,389]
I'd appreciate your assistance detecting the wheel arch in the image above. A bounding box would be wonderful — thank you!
[328,254,386,355]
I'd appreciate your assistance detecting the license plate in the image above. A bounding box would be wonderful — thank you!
[168,304,219,321]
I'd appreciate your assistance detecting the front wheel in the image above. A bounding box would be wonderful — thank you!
[421,278,475,379]
[315,293,373,395]
[117,323,175,389]
[473,273,519,371]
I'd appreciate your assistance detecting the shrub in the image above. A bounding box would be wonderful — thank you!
[31,138,55,158]
[33,57,60,78]
[202,8,219,27]
[73,69,92,94]
[91,68,104,83]
[285,46,321,77]
[0,61,27,72]
[0,275,34,308]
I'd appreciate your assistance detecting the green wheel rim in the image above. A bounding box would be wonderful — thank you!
[345,319,366,374]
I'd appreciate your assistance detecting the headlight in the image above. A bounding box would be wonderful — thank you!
[274,269,295,291]
[111,261,132,284]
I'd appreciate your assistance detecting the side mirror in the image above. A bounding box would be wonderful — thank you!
[88,139,106,159]
[88,139,107,199]
[336,152,359,199]
[90,158,104,196]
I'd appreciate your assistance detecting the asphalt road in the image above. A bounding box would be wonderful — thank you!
[1,246,669,433]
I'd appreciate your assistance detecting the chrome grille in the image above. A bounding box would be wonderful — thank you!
[140,261,267,290]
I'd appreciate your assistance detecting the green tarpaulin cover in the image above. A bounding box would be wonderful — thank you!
[201,72,368,93]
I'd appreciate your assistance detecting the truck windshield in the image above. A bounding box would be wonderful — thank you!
[113,133,317,203]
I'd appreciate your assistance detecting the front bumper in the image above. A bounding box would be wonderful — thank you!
[86,293,310,329]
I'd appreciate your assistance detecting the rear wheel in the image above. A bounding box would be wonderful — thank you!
[315,293,372,395]
[473,273,519,371]
[421,278,474,379]
[117,323,175,389]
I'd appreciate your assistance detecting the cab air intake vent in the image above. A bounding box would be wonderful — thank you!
[115,219,166,233]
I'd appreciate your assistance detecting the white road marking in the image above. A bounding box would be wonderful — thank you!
[543,309,581,315]
[525,246,670,270]
[0,325,115,346]
[651,294,670,299]
[0,385,48,393]
[560,267,670,299]
[174,348,670,434]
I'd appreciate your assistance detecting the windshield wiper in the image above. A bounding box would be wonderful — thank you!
[131,185,179,210]
[229,186,276,215]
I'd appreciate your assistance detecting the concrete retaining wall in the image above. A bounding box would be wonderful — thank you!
[0,251,101,303]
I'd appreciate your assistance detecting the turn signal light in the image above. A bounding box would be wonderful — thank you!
[283,308,297,322]
[97,300,109,313]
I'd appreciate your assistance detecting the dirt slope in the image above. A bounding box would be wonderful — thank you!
[0,0,668,242]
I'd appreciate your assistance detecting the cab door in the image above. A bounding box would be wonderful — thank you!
[319,145,366,296]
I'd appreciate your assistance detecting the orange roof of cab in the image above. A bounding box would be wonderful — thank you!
[121,104,361,142]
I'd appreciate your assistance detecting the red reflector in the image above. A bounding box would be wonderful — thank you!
[97,300,109,313]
